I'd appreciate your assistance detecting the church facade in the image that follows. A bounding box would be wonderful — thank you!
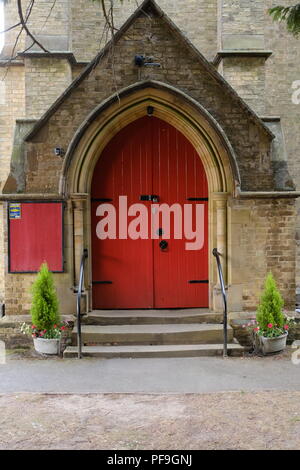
[0,0,299,317]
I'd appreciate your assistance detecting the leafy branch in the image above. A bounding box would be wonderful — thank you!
[269,4,300,36]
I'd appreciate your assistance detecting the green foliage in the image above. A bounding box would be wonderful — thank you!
[30,263,60,330]
[269,4,300,36]
[256,272,285,336]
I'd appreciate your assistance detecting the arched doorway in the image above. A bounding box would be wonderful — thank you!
[91,116,208,309]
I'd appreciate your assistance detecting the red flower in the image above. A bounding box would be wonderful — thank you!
[61,326,66,331]
[267,323,273,328]
[53,325,57,329]
[254,327,260,332]
[31,325,36,329]
[284,324,289,330]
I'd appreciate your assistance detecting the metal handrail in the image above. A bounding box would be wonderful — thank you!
[212,248,228,357]
[76,248,88,359]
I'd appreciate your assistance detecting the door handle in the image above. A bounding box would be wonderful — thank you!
[159,240,168,250]
[140,195,159,202]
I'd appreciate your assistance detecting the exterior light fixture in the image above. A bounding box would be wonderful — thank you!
[147,106,154,116]
[54,147,65,157]
[134,55,161,67]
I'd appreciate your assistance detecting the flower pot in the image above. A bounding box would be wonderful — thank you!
[258,332,288,355]
[33,337,60,355]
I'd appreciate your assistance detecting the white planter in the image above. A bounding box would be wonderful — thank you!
[33,337,60,355]
[258,332,288,355]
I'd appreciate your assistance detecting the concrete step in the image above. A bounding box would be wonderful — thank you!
[72,323,233,346]
[64,343,244,358]
[82,309,223,325]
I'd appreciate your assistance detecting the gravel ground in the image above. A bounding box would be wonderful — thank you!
[0,391,300,450]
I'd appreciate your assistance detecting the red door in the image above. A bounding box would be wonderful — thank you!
[91,116,208,309]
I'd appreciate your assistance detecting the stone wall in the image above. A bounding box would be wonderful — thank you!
[21,13,274,196]
[0,66,25,190]
[221,57,266,115]
[1,0,300,314]
[229,198,296,311]
[24,57,72,119]
[70,0,218,62]
[0,66,25,303]
[264,0,300,293]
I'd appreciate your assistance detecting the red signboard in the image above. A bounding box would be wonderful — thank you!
[9,202,63,272]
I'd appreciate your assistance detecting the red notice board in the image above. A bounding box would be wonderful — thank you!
[9,202,63,273]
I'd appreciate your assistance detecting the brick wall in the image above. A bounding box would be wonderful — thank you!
[70,0,218,62]
[25,57,72,119]
[1,0,299,313]
[264,0,300,291]
[0,66,25,302]
[229,198,296,310]
[23,14,274,195]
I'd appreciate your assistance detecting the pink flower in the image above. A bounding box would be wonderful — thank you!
[254,327,260,332]
[284,324,289,330]
[61,326,66,331]
[267,323,273,328]
[31,325,36,329]
[53,325,57,329]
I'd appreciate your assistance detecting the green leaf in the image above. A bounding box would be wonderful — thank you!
[269,4,300,37]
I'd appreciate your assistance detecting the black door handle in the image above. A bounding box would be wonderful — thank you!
[159,240,168,250]
[140,195,159,202]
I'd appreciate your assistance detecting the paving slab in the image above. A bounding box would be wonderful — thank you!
[0,355,300,394]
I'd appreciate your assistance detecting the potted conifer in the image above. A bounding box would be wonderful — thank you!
[254,272,290,355]
[21,263,66,355]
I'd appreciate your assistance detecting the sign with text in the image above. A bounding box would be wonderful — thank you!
[9,203,21,219]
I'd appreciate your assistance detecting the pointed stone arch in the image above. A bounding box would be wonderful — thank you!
[65,81,235,311]
[62,81,240,197]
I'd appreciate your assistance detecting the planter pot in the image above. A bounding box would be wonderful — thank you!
[257,332,288,355]
[33,337,60,355]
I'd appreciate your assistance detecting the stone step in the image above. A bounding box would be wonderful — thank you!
[72,323,233,345]
[64,343,244,358]
[82,309,223,325]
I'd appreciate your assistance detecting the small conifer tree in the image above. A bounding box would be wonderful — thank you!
[31,263,60,330]
[256,272,284,334]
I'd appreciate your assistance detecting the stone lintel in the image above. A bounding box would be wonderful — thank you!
[235,189,300,199]
[213,50,272,67]
[0,60,24,67]
[0,194,65,201]
[17,51,89,67]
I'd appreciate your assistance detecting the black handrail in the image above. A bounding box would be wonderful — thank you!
[77,248,88,359]
[212,248,228,357]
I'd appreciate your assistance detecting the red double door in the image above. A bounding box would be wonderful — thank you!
[91,116,208,309]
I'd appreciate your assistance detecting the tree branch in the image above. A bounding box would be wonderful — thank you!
[17,0,50,53]
[0,22,21,34]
